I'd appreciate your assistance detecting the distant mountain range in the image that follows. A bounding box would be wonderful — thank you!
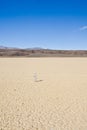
[0,45,19,50]
[0,45,45,50]
[0,45,87,57]
[0,45,8,49]
[26,47,46,50]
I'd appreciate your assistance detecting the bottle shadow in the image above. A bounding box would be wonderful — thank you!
[35,79,43,82]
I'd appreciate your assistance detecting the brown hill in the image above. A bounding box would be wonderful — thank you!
[0,49,87,57]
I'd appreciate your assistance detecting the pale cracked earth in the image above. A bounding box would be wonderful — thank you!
[0,58,87,130]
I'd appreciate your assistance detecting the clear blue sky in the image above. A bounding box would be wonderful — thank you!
[0,0,87,49]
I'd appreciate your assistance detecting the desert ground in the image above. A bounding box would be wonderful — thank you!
[0,58,87,130]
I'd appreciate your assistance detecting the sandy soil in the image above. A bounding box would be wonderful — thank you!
[0,58,87,130]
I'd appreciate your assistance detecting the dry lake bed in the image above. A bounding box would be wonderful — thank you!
[0,58,87,130]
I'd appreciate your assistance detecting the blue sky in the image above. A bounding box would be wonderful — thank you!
[0,0,87,49]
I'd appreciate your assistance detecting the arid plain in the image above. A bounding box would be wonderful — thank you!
[0,58,87,130]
